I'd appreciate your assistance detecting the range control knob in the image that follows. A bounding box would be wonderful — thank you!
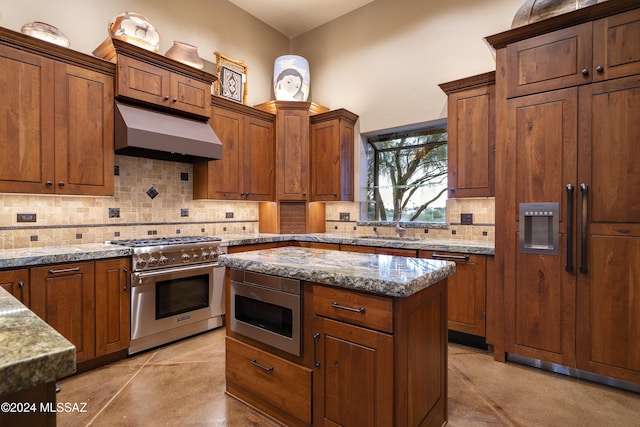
[158,255,169,266]
[136,257,147,269]
[192,251,199,261]
[147,256,158,267]
[201,250,209,260]
[181,251,191,262]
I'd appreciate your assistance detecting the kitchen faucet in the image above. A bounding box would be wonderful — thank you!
[395,221,406,238]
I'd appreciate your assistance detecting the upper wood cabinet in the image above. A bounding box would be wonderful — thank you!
[254,101,331,201]
[439,72,495,198]
[193,97,275,201]
[112,38,214,118]
[0,28,115,196]
[505,7,640,97]
[310,109,358,202]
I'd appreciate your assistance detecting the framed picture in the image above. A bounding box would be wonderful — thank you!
[214,51,247,104]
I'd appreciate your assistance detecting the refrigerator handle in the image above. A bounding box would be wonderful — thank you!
[580,183,589,273]
[566,184,574,273]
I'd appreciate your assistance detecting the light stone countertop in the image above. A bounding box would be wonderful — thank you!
[219,246,456,297]
[0,287,76,396]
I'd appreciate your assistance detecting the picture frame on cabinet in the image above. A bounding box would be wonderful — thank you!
[214,51,247,104]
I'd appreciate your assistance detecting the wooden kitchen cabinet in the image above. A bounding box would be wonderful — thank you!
[505,7,640,98]
[113,38,213,118]
[439,72,495,198]
[30,262,96,363]
[226,336,313,427]
[95,258,130,357]
[0,28,115,196]
[311,282,447,426]
[488,3,640,383]
[310,109,358,202]
[0,269,30,306]
[419,251,487,337]
[193,97,275,201]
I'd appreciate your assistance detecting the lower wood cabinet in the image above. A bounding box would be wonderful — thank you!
[18,258,130,367]
[226,336,312,427]
[311,282,448,426]
[95,258,130,357]
[419,250,487,338]
[0,269,29,306]
[30,262,97,363]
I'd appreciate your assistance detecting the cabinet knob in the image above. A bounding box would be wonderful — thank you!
[449,188,455,192]
[333,193,337,197]
[172,98,177,103]
[164,96,170,101]
[58,181,65,187]
[46,181,53,187]
[596,65,604,73]
[581,68,589,76]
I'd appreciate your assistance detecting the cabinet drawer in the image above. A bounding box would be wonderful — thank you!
[506,23,592,97]
[313,285,393,333]
[225,337,311,425]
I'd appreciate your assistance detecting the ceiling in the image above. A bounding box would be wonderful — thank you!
[227,0,375,38]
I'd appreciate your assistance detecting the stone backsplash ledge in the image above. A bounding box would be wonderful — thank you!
[0,155,494,250]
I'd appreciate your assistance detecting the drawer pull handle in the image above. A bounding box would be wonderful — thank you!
[250,358,273,372]
[332,301,366,313]
[18,281,25,303]
[313,332,321,368]
[48,267,81,274]
[431,253,469,261]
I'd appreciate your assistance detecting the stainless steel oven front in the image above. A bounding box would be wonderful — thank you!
[130,263,224,354]
[229,269,301,356]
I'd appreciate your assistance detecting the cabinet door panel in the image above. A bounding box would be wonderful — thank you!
[117,55,167,104]
[0,269,30,306]
[310,122,339,200]
[504,88,578,365]
[0,45,55,193]
[448,84,495,198]
[30,263,95,363]
[95,258,130,356]
[244,116,275,201]
[593,8,640,82]
[170,74,211,117]
[208,107,242,198]
[54,63,114,195]
[277,109,309,200]
[576,76,640,383]
[313,316,393,427]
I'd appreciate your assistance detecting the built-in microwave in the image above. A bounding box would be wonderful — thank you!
[229,269,301,356]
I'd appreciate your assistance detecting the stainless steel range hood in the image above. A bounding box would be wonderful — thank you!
[114,101,223,163]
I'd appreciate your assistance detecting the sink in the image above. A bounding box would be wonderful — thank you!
[357,236,422,241]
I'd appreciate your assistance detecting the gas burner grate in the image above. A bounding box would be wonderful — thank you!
[109,236,222,247]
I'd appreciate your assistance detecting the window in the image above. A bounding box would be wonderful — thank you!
[365,121,448,222]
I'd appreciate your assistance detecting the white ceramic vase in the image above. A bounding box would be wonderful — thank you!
[273,55,310,101]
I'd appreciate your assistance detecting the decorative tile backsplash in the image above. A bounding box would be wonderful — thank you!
[0,155,495,249]
[0,155,259,249]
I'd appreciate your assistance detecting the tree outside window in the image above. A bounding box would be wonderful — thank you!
[366,123,448,222]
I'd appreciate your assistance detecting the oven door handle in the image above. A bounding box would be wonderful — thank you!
[131,263,221,285]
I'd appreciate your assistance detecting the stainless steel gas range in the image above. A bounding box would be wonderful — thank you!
[109,236,227,354]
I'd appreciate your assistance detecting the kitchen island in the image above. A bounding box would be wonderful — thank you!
[0,287,76,426]
[220,247,455,427]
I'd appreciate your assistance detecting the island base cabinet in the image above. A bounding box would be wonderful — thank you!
[312,317,394,427]
[225,336,312,427]
[312,279,448,427]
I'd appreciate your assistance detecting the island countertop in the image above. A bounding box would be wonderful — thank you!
[0,287,76,396]
[219,246,456,297]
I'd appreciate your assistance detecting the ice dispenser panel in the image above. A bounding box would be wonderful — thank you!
[519,202,559,255]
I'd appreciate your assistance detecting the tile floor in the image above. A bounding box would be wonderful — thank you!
[57,327,639,426]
